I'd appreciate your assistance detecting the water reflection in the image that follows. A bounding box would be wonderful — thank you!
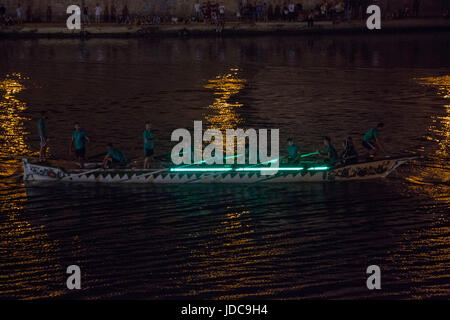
[204,68,246,130]
[407,76,450,201]
[0,74,63,299]
[0,73,34,176]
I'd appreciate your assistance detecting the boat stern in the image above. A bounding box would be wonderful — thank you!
[22,158,66,181]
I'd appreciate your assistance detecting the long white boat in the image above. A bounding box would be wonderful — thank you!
[22,156,415,184]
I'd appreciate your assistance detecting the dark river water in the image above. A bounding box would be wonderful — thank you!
[0,34,449,299]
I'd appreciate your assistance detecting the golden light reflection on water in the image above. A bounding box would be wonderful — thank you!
[0,74,63,299]
[203,69,246,157]
[183,204,282,299]
[204,68,246,131]
[0,74,32,160]
[407,76,450,201]
[386,76,450,298]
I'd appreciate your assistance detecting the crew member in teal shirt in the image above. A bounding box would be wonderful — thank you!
[143,122,154,169]
[103,143,127,168]
[362,122,386,158]
[38,111,48,162]
[317,136,338,166]
[286,138,300,163]
[70,122,90,168]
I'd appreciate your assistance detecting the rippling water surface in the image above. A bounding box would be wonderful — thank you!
[0,34,449,299]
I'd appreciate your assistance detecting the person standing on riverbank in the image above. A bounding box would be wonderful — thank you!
[307,10,314,27]
[0,4,6,25]
[25,5,31,23]
[110,4,116,22]
[218,2,225,29]
[122,5,129,24]
[82,6,89,24]
[95,4,101,24]
[104,4,109,22]
[46,5,52,22]
[194,1,201,21]
[412,0,421,17]
[16,4,22,24]
[288,2,295,21]
[256,2,263,21]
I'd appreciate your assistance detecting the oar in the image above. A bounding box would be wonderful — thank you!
[69,167,104,178]
[239,155,284,169]
[300,152,319,158]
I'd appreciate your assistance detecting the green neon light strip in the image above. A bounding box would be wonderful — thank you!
[236,167,304,171]
[170,166,329,172]
[170,168,233,172]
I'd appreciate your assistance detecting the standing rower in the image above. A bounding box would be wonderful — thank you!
[70,122,90,168]
[362,122,386,158]
[38,111,48,162]
[143,122,154,169]
[103,143,127,169]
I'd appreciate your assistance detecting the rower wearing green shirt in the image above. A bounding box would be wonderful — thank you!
[70,122,90,168]
[362,123,386,158]
[286,138,301,163]
[143,122,154,169]
[38,111,48,162]
[317,136,338,166]
[103,143,127,169]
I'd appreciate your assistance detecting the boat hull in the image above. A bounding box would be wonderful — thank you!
[22,157,414,184]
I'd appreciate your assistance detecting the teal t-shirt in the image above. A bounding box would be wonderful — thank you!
[38,118,47,138]
[363,128,378,142]
[107,149,127,164]
[143,130,154,150]
[72,130,87,150]
[287,145,299,158]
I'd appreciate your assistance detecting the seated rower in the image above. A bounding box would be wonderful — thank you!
[317,136,338,166]
[362,122,387,158]
[341,136,358,165]
[103,143,127,169]
[286,138,300,163]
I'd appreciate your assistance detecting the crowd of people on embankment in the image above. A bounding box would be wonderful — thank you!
[1,0,449,27]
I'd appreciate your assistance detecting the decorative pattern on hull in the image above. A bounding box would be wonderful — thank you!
[22,157,414,184]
